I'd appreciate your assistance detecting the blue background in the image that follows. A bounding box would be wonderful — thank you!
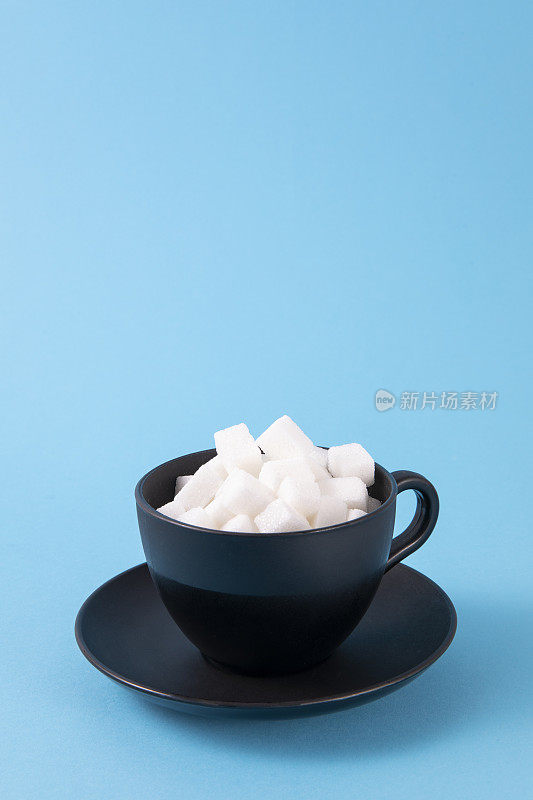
[1,2,531,798]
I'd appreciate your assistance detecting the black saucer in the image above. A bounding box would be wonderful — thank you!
[75,563,456,718]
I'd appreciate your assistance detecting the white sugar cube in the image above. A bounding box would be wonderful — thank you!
[216,469,275,517]
[177,507,212,527]
[367,496,381,513]
[255,499,311,533]
[256,415,316,460]
[204,495,233,528]
[157,497,186,520]
[311,446,328,469]
[201,455,228,481]
[258,457,317,492]
[214,423,262,477]
[175,461,225,510]
[221,514,258,533]
[327,443,375,486]
[304,454,330,481]
[319,477,368,511]
[278,476,320,519]
[347,508,367,521]
[257,461,281,492]
[311,496,348,528]
[175,475,193,495]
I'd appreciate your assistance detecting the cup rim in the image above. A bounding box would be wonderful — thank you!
[135,451,398,538]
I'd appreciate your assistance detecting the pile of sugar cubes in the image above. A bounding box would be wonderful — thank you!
[157,415,381,533]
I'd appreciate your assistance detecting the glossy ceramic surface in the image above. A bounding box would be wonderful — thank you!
[75,562,456,719]
[135,450,439,674]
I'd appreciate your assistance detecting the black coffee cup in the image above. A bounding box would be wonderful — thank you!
[136,449,438,675]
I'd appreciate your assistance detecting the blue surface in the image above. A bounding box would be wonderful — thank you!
[1,2,531,798]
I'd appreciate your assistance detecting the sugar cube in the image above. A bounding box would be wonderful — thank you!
[216,469,275,517]
[201,455,228,481]
[311,446,329,469]
[367,496,381,513]
[327,443,375,486]
[319,476,368,511]
[176,507,212,527]
[175,461,225,510]
[256,415,316,460]
[255,499,311,533]
[278,475,321,519]
[311,496,348,528]
[303,454,329,481]
[157,497,186,521]
[347,508,367,521]
[204,495,233,528]
[214,423,262,477]
[221,514,258,533]
[175,475,193,495]
[258,457,317,492]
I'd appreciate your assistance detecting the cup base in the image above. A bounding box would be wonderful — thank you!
[201,651,333,677]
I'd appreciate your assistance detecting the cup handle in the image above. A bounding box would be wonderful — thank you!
[385,471,439,572]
